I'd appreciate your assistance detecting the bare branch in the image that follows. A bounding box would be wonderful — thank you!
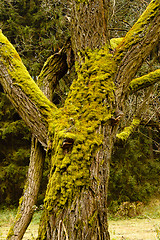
[38,38,74,101]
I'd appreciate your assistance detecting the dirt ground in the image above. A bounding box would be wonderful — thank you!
[1,218,160,240]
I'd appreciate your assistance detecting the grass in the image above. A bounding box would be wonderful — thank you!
[0,209,42,240]
[0,198,160,239]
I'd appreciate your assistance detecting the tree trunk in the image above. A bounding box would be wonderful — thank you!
[38,125,114,240]
[37,41,116,239]
[71,0,109,62]
[7,138,45,240]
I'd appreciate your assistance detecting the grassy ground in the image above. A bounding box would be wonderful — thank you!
[0,198,160,240]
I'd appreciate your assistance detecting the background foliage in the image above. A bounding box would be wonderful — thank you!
[0,91,31,206]
[108,126,160,212]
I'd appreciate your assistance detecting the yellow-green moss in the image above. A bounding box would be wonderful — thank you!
[6,227,14,239]
[110,38,124,50]
[129,69,160,94]
[116,118,140,141]
[44,45,116,213]
[76,0,88,2]
[0,30,56,121]
[6,195,24,239]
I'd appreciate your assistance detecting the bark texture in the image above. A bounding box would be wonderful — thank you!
[6,40,74,239]
[7,138,45,240]
[37,44,116,239]
[38,125,113,240]
[71,0,109,61]
[38,38,74,102]
[0,1,159,240]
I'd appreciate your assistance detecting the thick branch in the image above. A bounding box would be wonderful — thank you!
[38,38,74,101]
[129,69,160,94]
[0,30,56,147]
[114,0,160,104]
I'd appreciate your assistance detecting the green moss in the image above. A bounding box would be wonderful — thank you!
[6,227,14,239]
[129,69,160,94]
[75,0,89,3]
[44,45,116,214]
[6,195,24,239]
[116,118,141,141]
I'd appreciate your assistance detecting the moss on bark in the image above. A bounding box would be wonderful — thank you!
[43,45,116,215]
[116,118,141,141]
[129,69,160,94]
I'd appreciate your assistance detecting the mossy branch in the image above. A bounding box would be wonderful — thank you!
[0,30,57,147]
[114,0,160,103]
[129,69,160,94]
[115,0,160,63]
[116,118,141,142]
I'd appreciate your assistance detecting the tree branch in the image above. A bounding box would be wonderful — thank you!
[0,30,57,147]
[114,0,160,104]
[116,85,155,142]
[38,37,74,101]
[116,118,141,142]
[129,69,160,94]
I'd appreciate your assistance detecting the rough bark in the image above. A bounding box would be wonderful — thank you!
[38,38,74,102]
[37,42,116,239]
[7,138,45,240]
[38,125,113,240]
[71,0,110,62]
[36,1,160,238]
[6,40,74,239]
